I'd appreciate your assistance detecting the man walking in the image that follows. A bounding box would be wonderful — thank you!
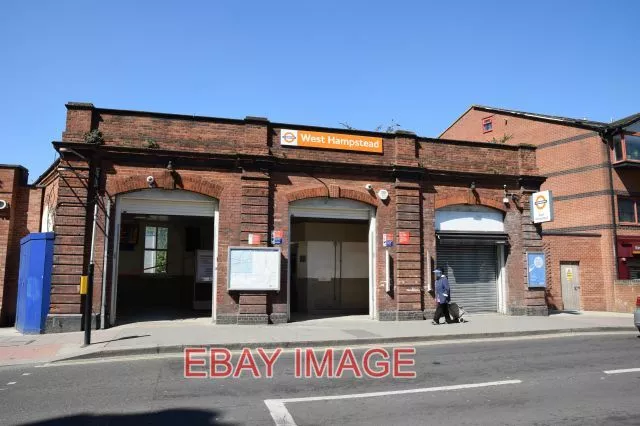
[432,269,454,325]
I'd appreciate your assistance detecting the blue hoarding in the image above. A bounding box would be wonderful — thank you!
[527,252,546,288]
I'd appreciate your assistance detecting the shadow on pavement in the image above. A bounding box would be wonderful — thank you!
[19,408,237,425]
[93,334,152,344]
[549,310,582,315]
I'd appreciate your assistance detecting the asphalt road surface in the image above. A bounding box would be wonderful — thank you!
[0,332,638,425]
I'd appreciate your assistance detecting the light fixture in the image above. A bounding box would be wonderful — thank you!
[364,183,373,191]
[503,184,520,204]
[378,189,389,200]
[470,182,476,190]
[58,146,88,161]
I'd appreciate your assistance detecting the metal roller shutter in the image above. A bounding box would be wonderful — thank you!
[118,189,216,217]
[436,244,498,313]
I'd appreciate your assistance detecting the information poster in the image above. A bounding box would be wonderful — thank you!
[527,252,546,288]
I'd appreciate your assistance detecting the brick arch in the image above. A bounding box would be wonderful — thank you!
[108,173,224,199]
[285,185,377,207]
[435,193,507,212]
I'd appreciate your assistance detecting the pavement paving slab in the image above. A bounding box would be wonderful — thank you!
[0,312,636,367]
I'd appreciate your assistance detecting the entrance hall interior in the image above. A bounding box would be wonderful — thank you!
[290,218,369,318]
[115,214,214,323]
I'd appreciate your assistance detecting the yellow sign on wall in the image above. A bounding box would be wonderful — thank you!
[280,129,383,154]
[566,267,573,283]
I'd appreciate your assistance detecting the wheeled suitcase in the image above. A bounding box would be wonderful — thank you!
[448,302,467,322]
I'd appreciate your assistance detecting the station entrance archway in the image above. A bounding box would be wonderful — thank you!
[110,189,219,325]
[288,198,376,320]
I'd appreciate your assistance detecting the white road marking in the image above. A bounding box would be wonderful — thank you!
[264,379,522,426]
[603,367,640,375]
[7,382,16,385]
[22,373,31,376]
[264,400,298,426]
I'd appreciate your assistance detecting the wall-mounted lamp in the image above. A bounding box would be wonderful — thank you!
[503,185,520,204]
[470,181,476,190]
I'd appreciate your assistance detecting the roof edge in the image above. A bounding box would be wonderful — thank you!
[437,106,473,138]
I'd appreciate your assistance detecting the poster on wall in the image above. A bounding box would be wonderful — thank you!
[228,247,281,291]
[527,252,546,288]
[195,250,214,283]
[398,231,410,245]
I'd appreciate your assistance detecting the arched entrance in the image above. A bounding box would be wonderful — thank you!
[288,198,377,319]
[110,189,219,325]
[435,204,508,314]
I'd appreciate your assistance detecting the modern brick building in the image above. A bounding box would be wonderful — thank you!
[441,105,640,313]
[2,102,549,332]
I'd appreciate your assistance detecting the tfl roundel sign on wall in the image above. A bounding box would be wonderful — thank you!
[530,190,554,224]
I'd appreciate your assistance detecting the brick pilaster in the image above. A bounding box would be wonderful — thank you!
[238,170,271,324]
[394,179,424,320]
[49,161,91,320]
[520,188,548,315]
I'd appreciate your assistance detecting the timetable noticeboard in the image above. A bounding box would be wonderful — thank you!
[227,247,281,291]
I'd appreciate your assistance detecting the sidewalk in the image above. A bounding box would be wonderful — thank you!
[0,312,636,367]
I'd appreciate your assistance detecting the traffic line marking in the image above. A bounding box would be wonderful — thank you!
[603,368,640,375]
[22,373,31,376]
[7,382,16,385]
[264,379,522,426]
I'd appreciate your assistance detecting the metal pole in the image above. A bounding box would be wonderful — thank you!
[83,199,98,346]
[100,197,111,329]
[84,263,94,346]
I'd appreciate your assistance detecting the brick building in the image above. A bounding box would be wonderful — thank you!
[3,102,548,331]
[441,105,640,313]
[0,165,43,325]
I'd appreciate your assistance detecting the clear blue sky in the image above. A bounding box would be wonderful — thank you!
[1,1,638,181]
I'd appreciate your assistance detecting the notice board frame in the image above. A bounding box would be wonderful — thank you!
[227,246,281,291]
[527,251,547,288]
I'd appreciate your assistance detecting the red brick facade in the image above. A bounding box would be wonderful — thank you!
[442,106,640,312]
[0,166,42,325]
[3,102,548,331]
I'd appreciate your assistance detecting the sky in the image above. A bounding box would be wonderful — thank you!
[1,1,639,181]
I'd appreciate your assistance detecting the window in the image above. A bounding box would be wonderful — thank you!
[144,226,168,273]
[613,135,623,162]
[625,135,640,161]
[482,118,493,133]
[628,258,640,280]
[613,133,640,162]
[618,198,638,223]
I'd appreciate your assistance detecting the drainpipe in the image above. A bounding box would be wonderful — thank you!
[100,197,111,329]
[603,130,619,296]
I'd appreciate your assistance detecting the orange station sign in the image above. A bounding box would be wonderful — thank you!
[280,129,383,154]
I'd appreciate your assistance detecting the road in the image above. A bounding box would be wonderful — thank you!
[0,333,638,425]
